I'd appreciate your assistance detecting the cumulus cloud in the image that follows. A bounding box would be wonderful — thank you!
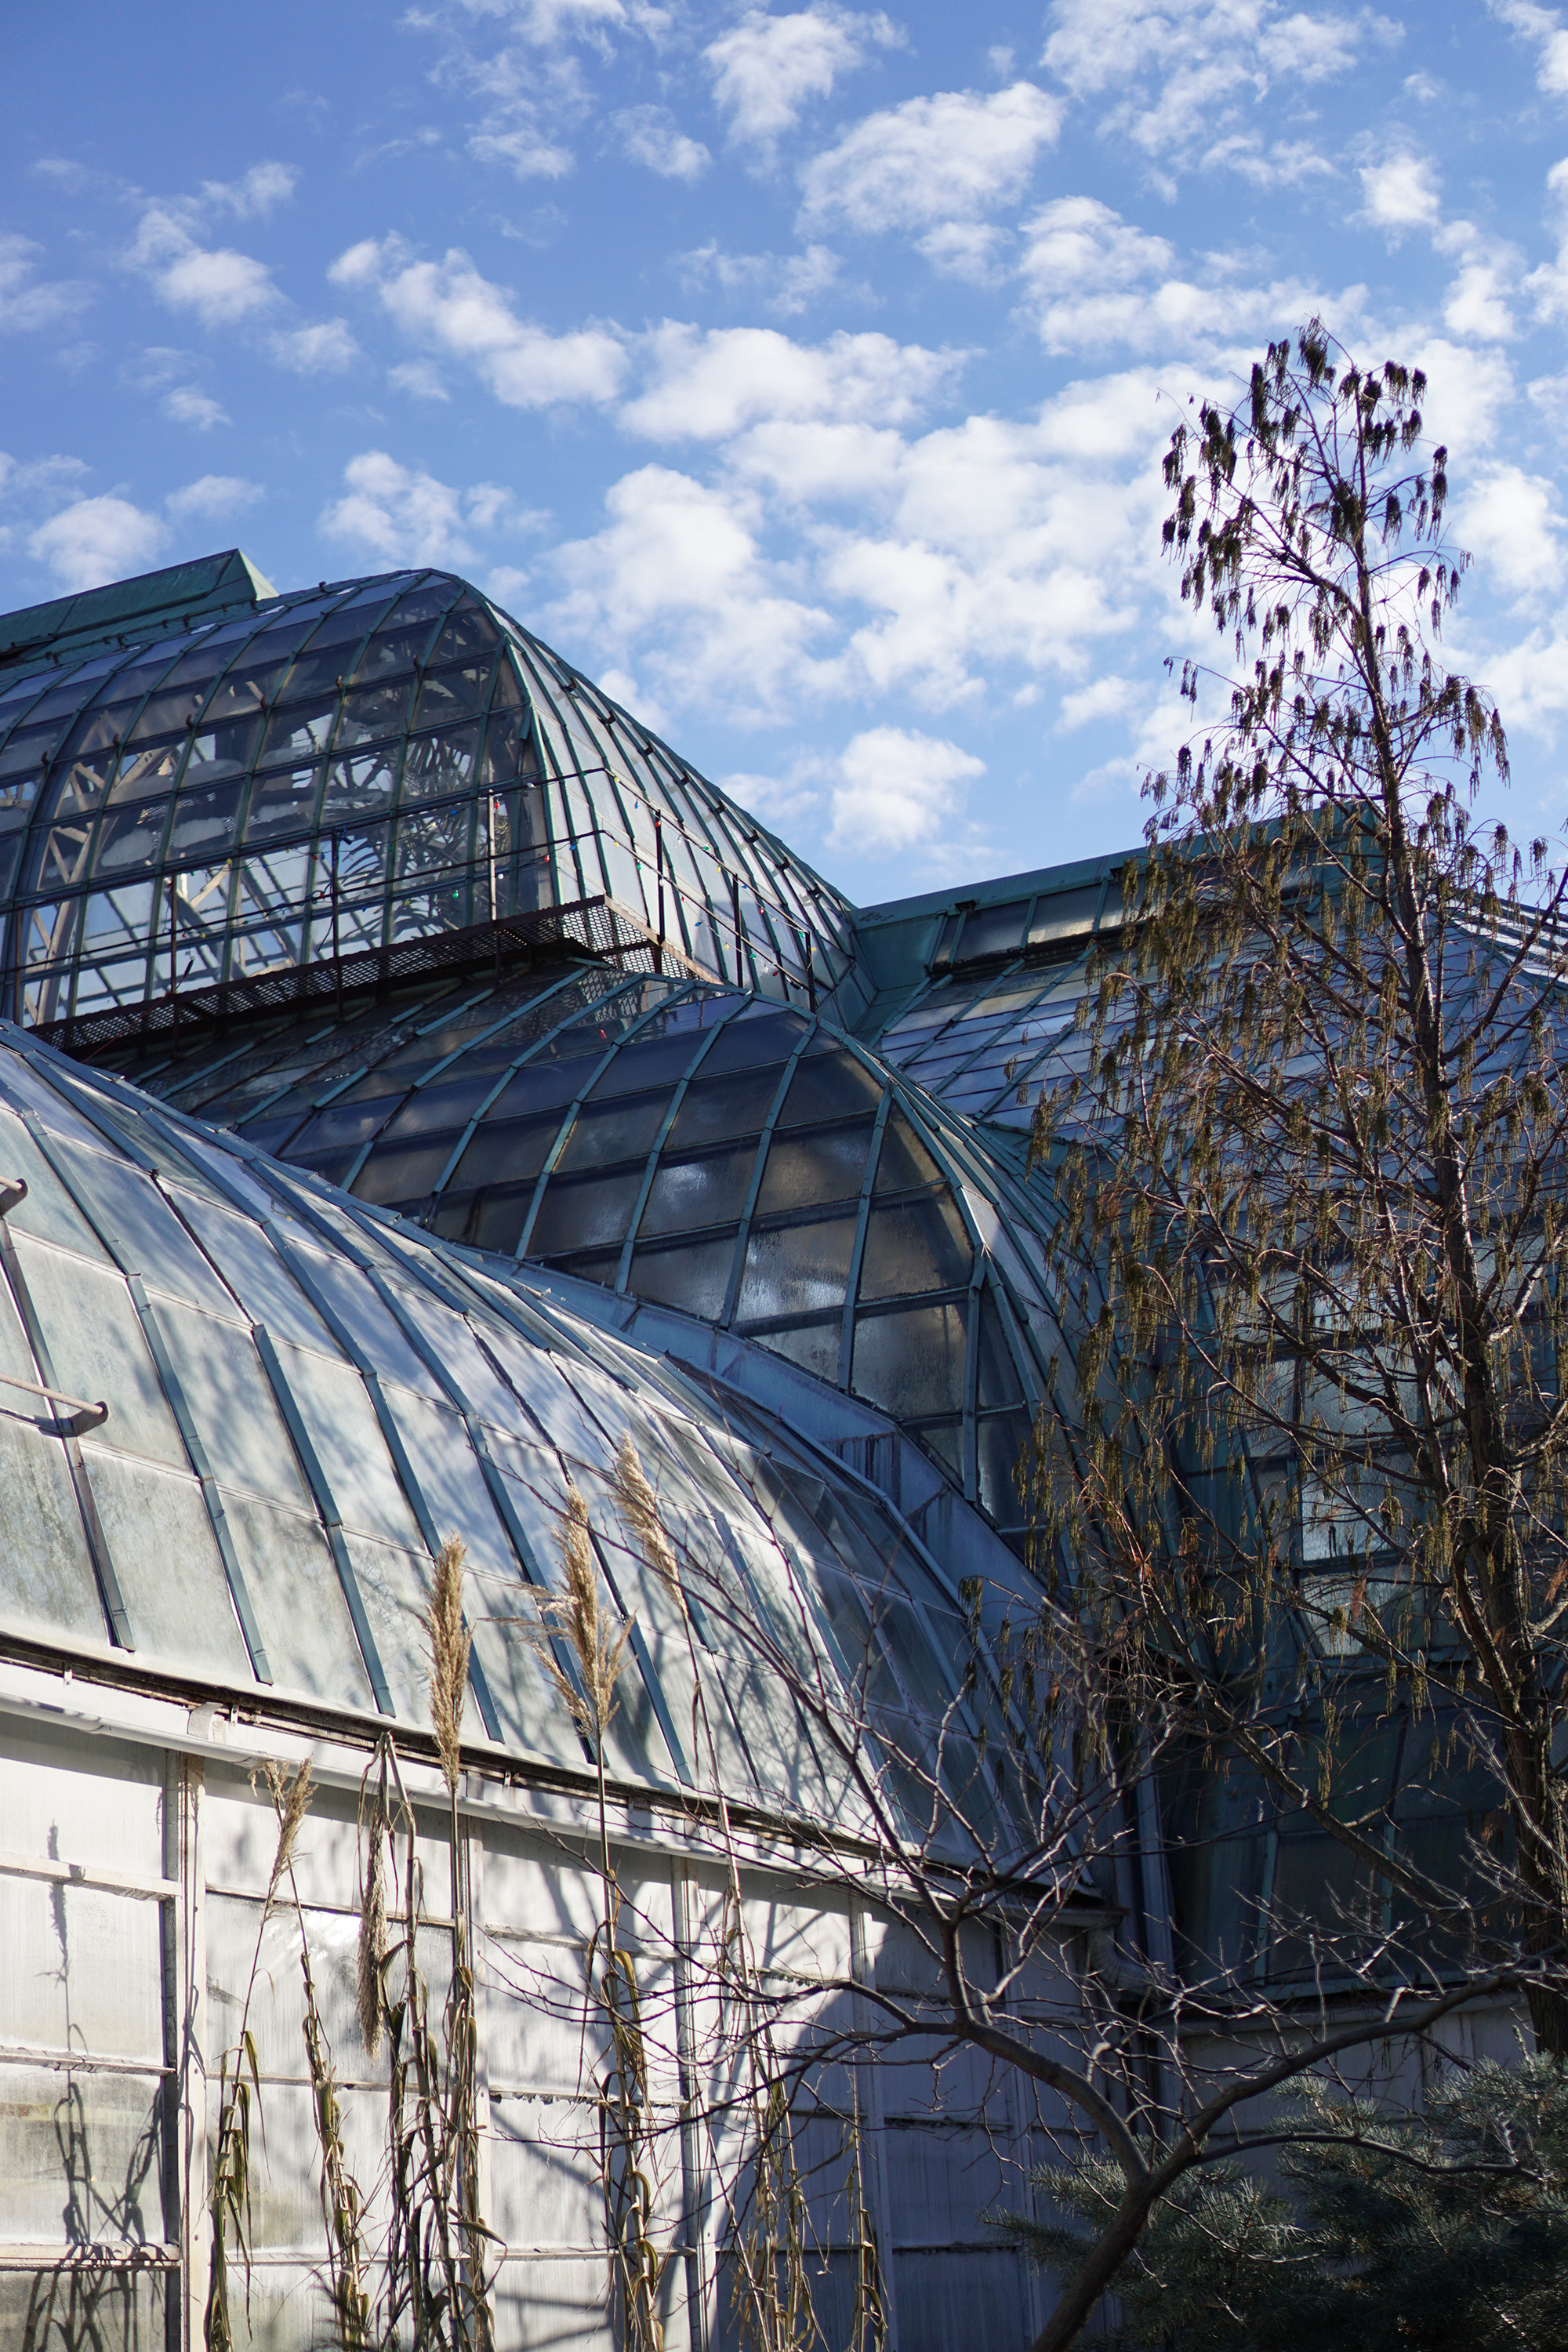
[165,474,263,524]
[548,466,837,720]
[270,319,359,372]
[1359,151,1443,235]
[1435,220,1520,341]
[611,104,709,181]
[129,205,278,326]
[799,83,1062,272]
[201,162,299,218]
[546,368,1167,726]
[1492,0,1568,95]
[1017,196,1323,354]
[163,387,230,430]
[706,6,902,152]
[676,241,844,316]
[320,451,524,569]
[620,323,960,441]
[0,234,92,333]
[330,237,626,408]
[29,495,166,592]
[1042,0,1379,176]
[1454,462,1565,597]
[826,726,983,855]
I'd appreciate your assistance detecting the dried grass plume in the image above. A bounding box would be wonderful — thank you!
[537,1484,633,1743]
[614,1436,681,1604]
[426,1534,470,1795]
[260,1759,314,1914]
[357,1793,388,2058]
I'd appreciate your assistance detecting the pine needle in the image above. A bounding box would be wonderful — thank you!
[426,1534,470,1795]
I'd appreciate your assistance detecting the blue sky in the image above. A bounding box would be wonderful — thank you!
[4,1,1568,908]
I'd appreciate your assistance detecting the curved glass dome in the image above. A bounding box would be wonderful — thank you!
[107,969,1080,1546]
[0,564,869,1040]
[0,1019,1031,1829]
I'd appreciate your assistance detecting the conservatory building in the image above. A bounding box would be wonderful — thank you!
[0,551,1504,2350]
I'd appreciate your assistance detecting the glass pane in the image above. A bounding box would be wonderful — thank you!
[755,1120,872,1214]
[528,1168,643,1256]
[220,1488,376,1710]
[16,1244,186,1467]
[1028,883,1102,944]
[775,1054,883,1128]
[755,1319,840,1385]
[85,1450,249,1674]
[666,1065,781,1149]
[448,1112,568,1194]
[626,1235,736,1319]
[956,898,1029,960]
[873,1109,943,1193]
[637,1145,757,1237]
[555,1091,668,1171]
[858,1195,971,1301]
[852,1303,967,1417]
[735,1215,856,1323]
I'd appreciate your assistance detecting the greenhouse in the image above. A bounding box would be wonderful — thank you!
[0,550,1516,2350]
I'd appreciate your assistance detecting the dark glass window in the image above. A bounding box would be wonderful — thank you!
[858,1195,971,1301]
[639,1145,757,1237]
[755,1121,873,1214]
[735,1214,856,1323]
[852,1304,967,1418]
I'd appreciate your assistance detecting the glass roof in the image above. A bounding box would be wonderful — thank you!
[875,952,1100,1129]
[0,1018,1033,1834]
[105,971,1080,1547]
[0,567,869,1041]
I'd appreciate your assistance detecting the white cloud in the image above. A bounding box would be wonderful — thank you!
[1491,0,1568,95]
[1017,197,1324,355]
[129,205,278,325]
[1410,337,1515,454]
[28,495,166,592]
[549,368,1169,726]
[1526,157,1568,320]
[1043,0,1382,173]
[270,319,359,372]
[163,387,230,430]
[201,162,299,219]
[1454,463,1564,597]
[389,359,452,401]
[165,474,263,524]
[466,122,578,180]
[800,83,1062,270]
[548,466,837,720]
[1359,151,1442,235]
[676,241,844,316]
[1059,673,1135,730]
[612,104,709,181]
[1434,220,1519,341]
[706,7,902,152]
[320,451,521,570]
[620,323,960,441]
[0,234,92,333]
[826,726,983,855]
[330,237,626,408]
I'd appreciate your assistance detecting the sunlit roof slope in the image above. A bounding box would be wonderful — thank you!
[0,1021,1029,1828]
[0,561,869,1044]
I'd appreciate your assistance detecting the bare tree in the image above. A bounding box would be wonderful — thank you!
[1003,322,1568,2328]
[496,1428,1542,2352]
